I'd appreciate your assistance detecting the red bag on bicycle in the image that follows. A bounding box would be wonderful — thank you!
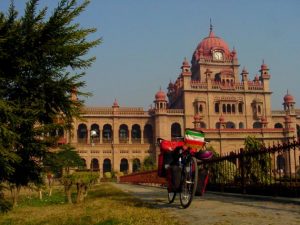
[160,140,184,152]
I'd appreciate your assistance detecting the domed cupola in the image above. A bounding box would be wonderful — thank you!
[284,91,295,104]
[193,23,231,62]
[154,88,167,111]
[155,89,166,101]
[283,90,295,113]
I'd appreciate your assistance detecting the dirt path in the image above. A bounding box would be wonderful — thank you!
[113,183,300,225]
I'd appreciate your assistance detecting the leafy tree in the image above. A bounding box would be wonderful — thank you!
[46,144,84,175]
[0,0,100,207]
[61,171,99,204]
[243,136,272,184]
[141,156,156,171]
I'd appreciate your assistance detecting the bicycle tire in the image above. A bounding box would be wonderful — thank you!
[179,156,198,208]
[167,191,176,203]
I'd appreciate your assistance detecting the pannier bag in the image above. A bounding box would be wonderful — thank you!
[160,139,184,152]
[167,165,182,192]
[158,139,184,177]
[158,151,173,177]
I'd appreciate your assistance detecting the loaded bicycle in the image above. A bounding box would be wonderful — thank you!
[157,129,213,208]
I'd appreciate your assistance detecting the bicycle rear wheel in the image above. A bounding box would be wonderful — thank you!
[179,156,198,208]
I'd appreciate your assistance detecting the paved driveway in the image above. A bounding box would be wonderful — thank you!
[113,183,300,225]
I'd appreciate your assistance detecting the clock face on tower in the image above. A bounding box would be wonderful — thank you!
[213,51,223,61]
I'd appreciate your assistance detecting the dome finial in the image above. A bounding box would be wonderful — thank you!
[209,18,215,37]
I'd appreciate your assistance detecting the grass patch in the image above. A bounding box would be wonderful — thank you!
[0,183,182,225]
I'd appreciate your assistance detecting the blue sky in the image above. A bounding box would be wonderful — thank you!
[1,0,300,110]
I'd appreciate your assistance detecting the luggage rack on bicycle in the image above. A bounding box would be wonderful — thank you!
[157,128,213,208]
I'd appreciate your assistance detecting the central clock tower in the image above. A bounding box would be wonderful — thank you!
[191,25,239,84]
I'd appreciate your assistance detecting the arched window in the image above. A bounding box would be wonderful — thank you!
[119,124,129,143]
[103,124,112,143]
[274,123,283,128]
[226,121,235,129]
[91,158,99,171]
[253,122,262,128]
[120,158,129,174]
[77,124,87,144]
[80,158,86,170]
[143,124,153,143]
[199,104,203,113]
[200,122,206,129]
[131,124,141,143]
[238,103,243,113]
[103,159,111,173]
[215,103,220,113]
[258,105,261,114]
[227,104,231,113]
[171,123,182,140]
[132,158,141,172]
[222,104,226,113]
[215,73,221,82]
[232,104,236,113]
[239,122,244,129]
[91,124,100,143]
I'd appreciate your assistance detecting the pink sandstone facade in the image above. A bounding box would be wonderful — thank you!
[61,26,300,176]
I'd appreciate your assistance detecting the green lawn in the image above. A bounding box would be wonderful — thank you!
[0,183,182,225]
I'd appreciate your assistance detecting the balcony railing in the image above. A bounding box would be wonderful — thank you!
[132,138,141,144]
[102,138,112,144]
[119,137,129,144]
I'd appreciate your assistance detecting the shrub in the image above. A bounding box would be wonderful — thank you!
[104,172,112,179]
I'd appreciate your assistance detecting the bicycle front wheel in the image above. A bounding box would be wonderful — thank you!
[179,156,198,208]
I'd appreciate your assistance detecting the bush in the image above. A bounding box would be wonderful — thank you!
[104,172,112,179]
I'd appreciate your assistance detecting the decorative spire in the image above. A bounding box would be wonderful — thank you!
[209,18,215,37]
[112,98,119,108]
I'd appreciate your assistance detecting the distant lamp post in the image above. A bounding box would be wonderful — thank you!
[91,130,97,146]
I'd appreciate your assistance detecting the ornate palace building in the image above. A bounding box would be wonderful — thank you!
[61,25,300,175]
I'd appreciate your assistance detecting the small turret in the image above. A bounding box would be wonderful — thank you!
[283,90,295,114]
[154,88,167,110]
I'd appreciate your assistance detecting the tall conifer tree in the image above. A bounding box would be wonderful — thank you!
[0,0,100,206]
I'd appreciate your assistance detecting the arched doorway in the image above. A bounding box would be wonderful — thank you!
[103,158,112,174]
[91,158,99,171]
[274,123,283,128]
[132,158,141,172]
[80,158,87,170]
[226,121,235,129]
[253,122,262,128]
[120,158,129,174]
